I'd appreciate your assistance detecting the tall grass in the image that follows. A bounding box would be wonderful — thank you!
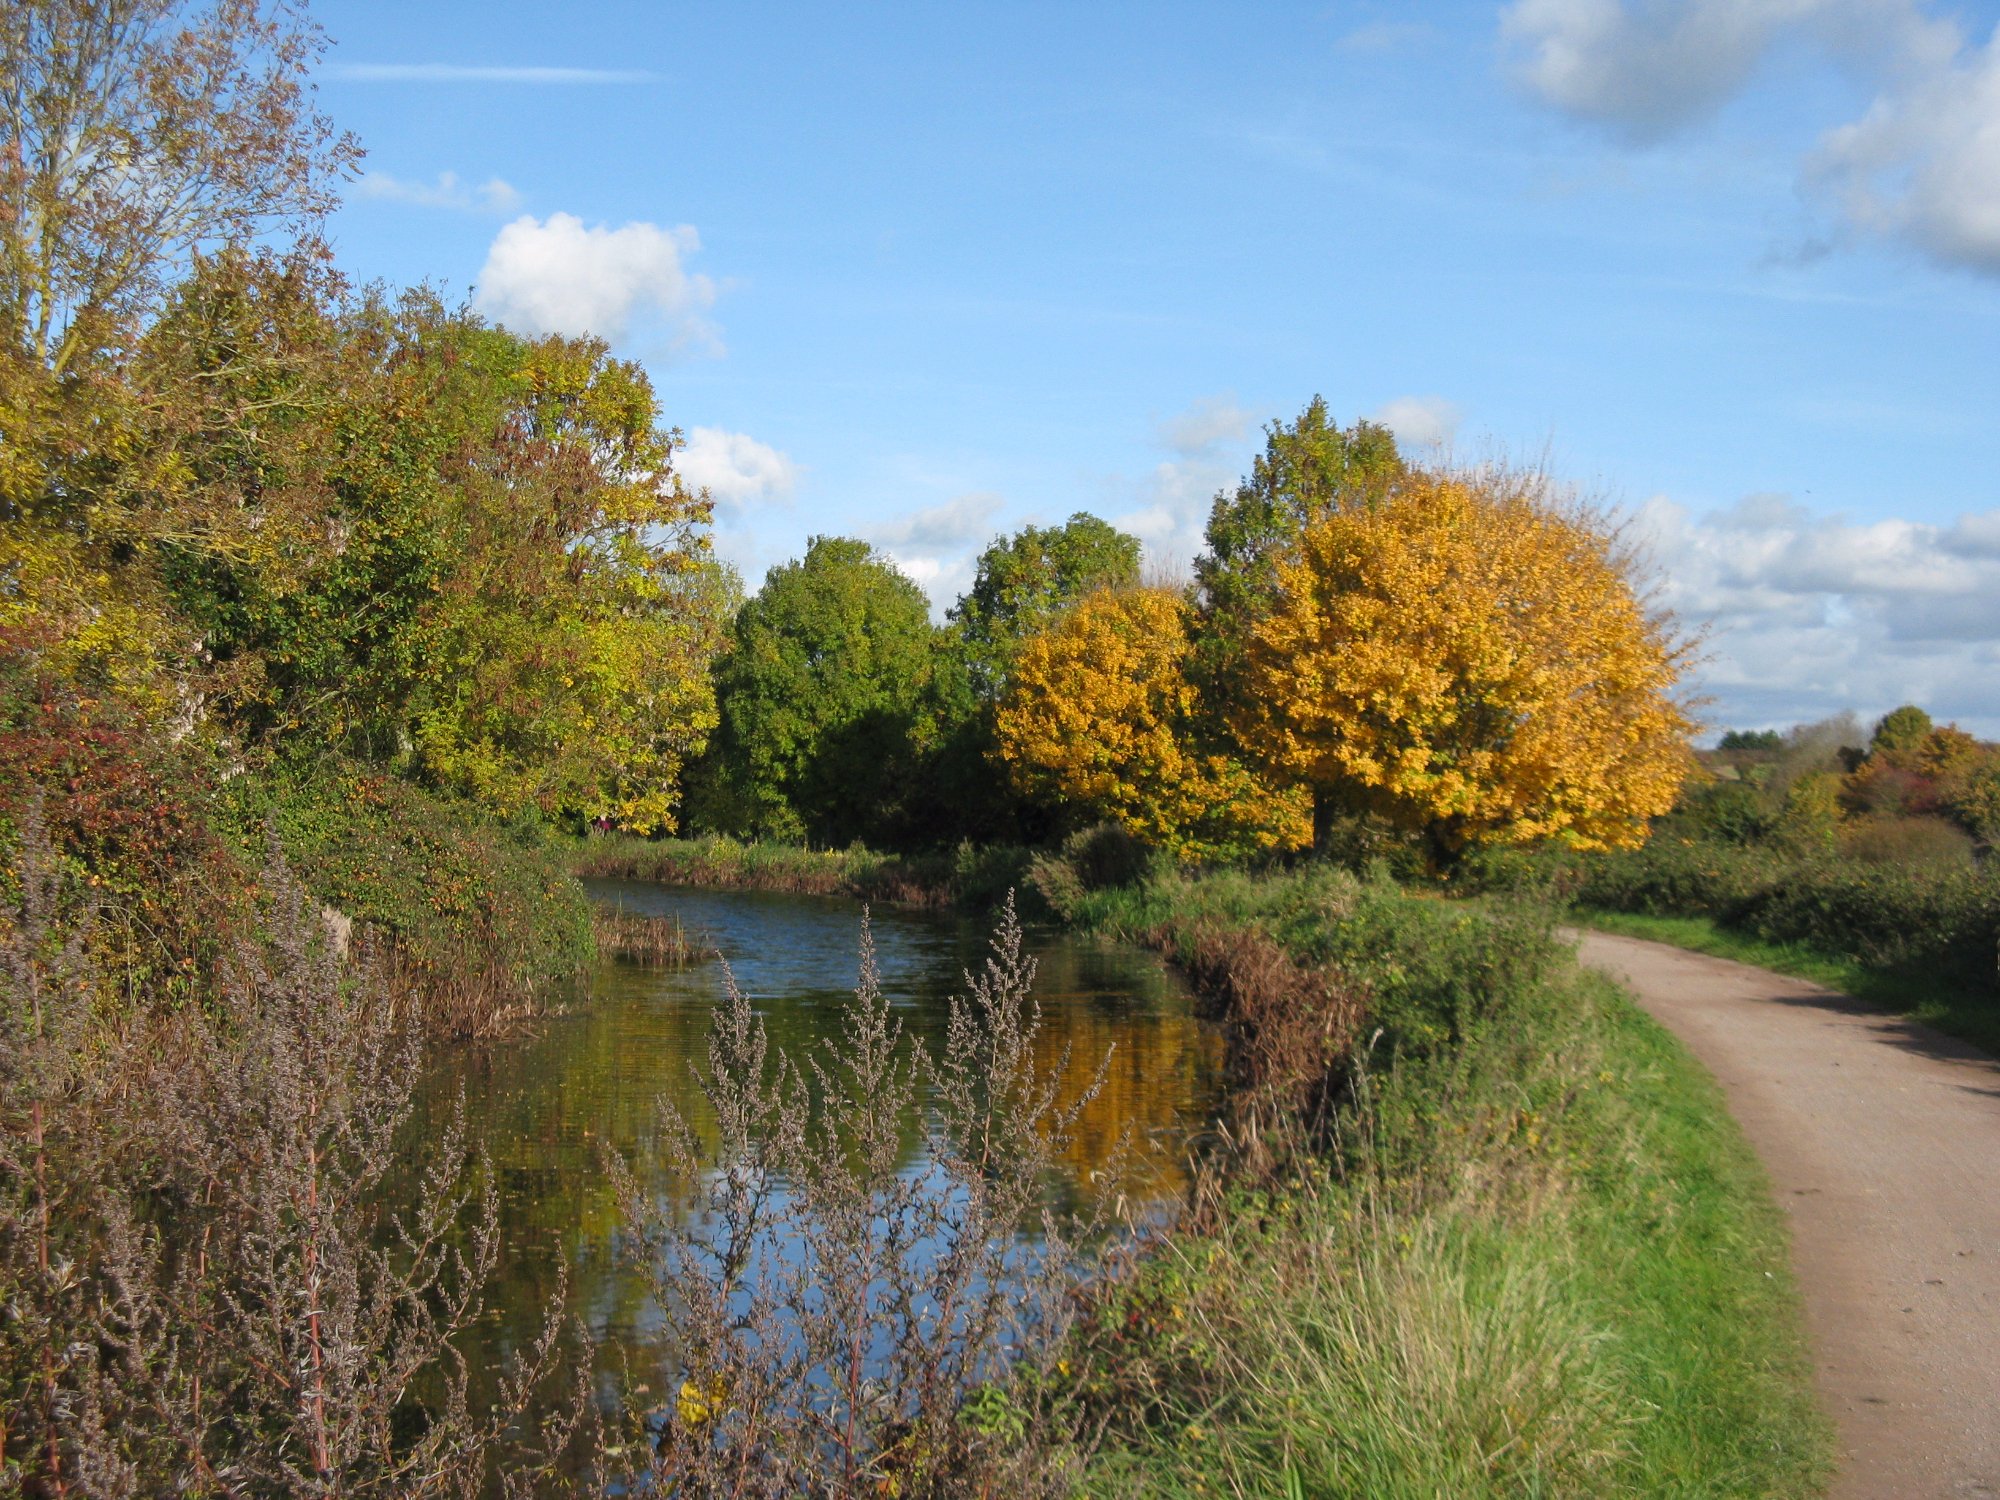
[0,812,594,1493]
[591,905,715,966]
[1056,865,1831,1498]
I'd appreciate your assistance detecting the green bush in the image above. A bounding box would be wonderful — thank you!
[219,767,594,1027]
[1027,824,1157,918]
[1841,815,1978,869]
[1555,836,2000,998]
[1066,865,1565,1067]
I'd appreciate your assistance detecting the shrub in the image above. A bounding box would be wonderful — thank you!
[1840,816,1977,870]
[572,832,1039,913]
[1555,834,2000,998]
[1028,824,1157,919]
[0,642,249,996]
[220,767,594,1035]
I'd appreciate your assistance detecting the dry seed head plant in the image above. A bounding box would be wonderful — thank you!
[0,812,595,1495]
[612,895,1124,1498]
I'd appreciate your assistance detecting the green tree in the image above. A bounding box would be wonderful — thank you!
[1717,729,1784,753]
[1869,704,1934,757]
[1191,397,1405,707]
[143,255,729,829]
[703,538,960,846]
[949,513,1140,697]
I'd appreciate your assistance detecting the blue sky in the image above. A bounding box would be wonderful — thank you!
[317,0,2000,736]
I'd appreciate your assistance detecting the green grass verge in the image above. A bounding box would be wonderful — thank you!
[1572,907,2000,1059]
[1063,872,1831,1498]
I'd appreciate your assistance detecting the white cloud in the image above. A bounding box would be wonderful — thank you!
[1631,492,2000,734]
[675,428,797,514]
[1368,394,1462,449]
[355,170,521,214]
[1334,21,1439,55]
[1500,0,2000,275]
[871,492,1004,554]
[1113,395,1264,572]
[474,213,718,346]
[1812,29,2000,273]
[1157,393,1256,457]
[868,492,1006,612]
[1112,454,1237,577]
[1501,0,1815,143]
[330,64,655,84]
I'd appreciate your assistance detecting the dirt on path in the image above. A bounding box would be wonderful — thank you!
[1574,932,2000,1500]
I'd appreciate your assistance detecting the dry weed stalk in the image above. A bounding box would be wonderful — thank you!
[612,895,1120,1498]
[0,814,597,1495]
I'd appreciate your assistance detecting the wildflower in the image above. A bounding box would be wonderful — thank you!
[677,1374,728,1427]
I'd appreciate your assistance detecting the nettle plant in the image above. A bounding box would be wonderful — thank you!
[611,897,1122,1499]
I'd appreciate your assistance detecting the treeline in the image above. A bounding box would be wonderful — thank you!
[683,402,1695,869]
[1489,706,2000,1023]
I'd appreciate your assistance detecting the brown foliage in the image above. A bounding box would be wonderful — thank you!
[0,812,595,1493]
[1154,923,1366,1146]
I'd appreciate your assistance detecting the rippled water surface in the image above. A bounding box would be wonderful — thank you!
[407,881,1224,1395]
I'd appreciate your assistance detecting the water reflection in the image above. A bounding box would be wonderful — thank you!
[406,882,1223,1404]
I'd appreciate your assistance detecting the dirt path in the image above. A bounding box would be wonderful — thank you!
[1574,932,2000,1499]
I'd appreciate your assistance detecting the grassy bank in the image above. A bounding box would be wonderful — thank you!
[1570,907,2000,1058]
[1055,868,1831,1497]
[571,831,1037,911]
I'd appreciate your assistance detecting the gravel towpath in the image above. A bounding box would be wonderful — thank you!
[1573,932,2000,1500]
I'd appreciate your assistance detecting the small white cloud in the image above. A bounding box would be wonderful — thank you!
[355,170,521,214]
[330,63,655,84]
[1632,492,2000,734]
[675,428,797,514]
[474,212,718,346]
[1500,0,1802,143]
[870,492,1005,553]
[867,493,1008,615]
[1334,20,1438,54]
[1368,394,1462,450]
[1112,395,1270,575]
[1158,394,1256,457]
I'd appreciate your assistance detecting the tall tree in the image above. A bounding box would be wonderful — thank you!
[1191,397,1404,708]
[0,0,358,376]
[405,328,730,832]
[0,0,358,705]
[949,513,1140,698]
[1235,467,1693,862]
[703,538,957,846]
[139,256,729,829]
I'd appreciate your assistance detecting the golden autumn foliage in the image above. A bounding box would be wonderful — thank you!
[995,586,1309,859]
[1236,469,1694,855]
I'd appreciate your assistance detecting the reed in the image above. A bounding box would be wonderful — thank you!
[592,906,716,966]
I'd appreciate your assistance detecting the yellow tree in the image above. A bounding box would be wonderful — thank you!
[995,585,1308,859]
[1236,469,1693,860]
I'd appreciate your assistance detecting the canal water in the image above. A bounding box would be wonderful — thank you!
[408,880,1225,1406]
